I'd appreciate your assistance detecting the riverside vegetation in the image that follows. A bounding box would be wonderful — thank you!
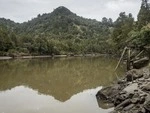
[96,1,150,113]
[0,0,150,57]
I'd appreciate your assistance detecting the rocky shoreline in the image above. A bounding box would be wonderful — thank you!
[96,65,150,113]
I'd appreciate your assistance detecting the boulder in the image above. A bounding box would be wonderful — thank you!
[144,101,150,112]
[115,99,131,111]
[142,83,150,92]
[113,93,129,106]
[123,83,138,93]
[126,69,143,81]
[96,85,122,109]
[123,104,135,111]
[96,84,121,102]
[133,57,149,69]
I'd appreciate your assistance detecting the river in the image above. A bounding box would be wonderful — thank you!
[0,57,125,113]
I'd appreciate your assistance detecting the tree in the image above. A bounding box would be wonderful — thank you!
[137,0,150,29]
[102,17,113,27]
[0,26,15,52]
[130,25,150,47]
[112,12,134,49]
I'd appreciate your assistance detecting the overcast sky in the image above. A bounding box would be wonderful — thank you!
[0,0,141,23]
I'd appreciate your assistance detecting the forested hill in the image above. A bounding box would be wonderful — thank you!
[0,6,113,56]
[0,18,18,31]
[17,6,110,38]
[0,0,150,56]
[16,6,113,39]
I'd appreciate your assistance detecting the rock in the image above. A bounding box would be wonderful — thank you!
[115,99,131,111]
[133,57,149,69]
[141,108,146,113]
[114,93,129,106]
[142,83,150,92]
[126,69,143,81]
[118,79,126,84]
[96,89,108,101]
[138,82,143,87]
[96,85,121,109]
[133,92,140,98]
[123,83,138,94]
[96,98,114,109]
[131,98,139,104]
[144,101,150,111]
[119,90,127,95]
[139,93,147,97]
[123,104,135,111]
[96,65,150,113]
[135,107,147,113]
[138,77,145,82]
[143,68,150,79]
[139,96,146,104]
[109,111,118,113]
[146,78,150,82]
[146,95,150,101]
[96,85,121,102]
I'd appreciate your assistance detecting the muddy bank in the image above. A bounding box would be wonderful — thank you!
[96,61,150,113]
[0,55,52,60]
[0,54,107,60]
[0,56,12,60]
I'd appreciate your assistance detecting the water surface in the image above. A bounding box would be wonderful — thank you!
[0,57,124,113]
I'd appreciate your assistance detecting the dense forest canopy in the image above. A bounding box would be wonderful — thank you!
[0,0,150,56]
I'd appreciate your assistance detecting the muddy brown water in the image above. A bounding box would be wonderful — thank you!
[0,57,125,113]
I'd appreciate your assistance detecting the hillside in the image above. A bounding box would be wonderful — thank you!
[16,6,110,39]
[0,6,112,56]
[0,1,150,57]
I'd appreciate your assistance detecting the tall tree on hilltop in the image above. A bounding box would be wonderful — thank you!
[102,17,113,27]
[138,0,150,29]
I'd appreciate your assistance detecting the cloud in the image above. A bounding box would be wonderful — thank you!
[102,0,141,20]
[0,0,141,23]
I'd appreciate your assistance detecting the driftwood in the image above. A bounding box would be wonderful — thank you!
[115,47,127,71]
[115,47,149,71]
[127,48,131,70]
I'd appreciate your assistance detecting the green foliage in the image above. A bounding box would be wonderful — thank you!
[130,25,150,47]
[137,0,150,29]
[0,2,150,56]
[111,0,150,53]
[112,12,134,49]
[0,6,112,56]
[127,0,150,50]
[0,26,16,52]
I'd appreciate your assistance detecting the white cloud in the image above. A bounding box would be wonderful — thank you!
[103,0,141,20]
[0,0,141,23]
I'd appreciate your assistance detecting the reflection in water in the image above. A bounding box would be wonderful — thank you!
[0,86,113,113]
[0,57,124,113]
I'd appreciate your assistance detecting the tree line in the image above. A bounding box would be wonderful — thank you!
[0,1,150,56]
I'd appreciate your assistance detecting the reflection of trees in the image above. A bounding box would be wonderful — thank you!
[0,57,124,102]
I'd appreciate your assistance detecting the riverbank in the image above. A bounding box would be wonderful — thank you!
[96,65,150,113]
[0,54,108,60]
